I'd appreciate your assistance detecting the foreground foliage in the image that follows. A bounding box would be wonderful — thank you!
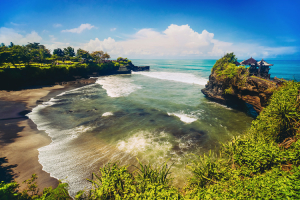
[0,174,70,200]
[76,160,181,199]
[184,81,300,199]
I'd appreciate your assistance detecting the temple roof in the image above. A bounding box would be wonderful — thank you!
[257,59,273,66]
[240,57,257,65]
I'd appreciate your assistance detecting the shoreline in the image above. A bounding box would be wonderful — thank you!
[0,79,97,192]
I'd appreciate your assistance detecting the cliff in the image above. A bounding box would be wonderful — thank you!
[201,53,277,113]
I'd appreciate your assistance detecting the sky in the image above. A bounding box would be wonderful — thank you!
[0,0,299,59]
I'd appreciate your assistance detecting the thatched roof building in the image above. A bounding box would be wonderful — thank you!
[257,59,274,67]
[240,57,257,65]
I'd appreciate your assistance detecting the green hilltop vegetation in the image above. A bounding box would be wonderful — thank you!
[1,54,300,199]
[0,42,132,89]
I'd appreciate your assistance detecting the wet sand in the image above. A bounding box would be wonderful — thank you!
[0,85,67,191]
[0,80,96,191]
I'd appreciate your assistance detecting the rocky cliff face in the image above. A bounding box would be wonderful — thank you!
[201,72,277,113]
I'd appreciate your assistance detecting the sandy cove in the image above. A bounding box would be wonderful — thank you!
[0,79,96,192]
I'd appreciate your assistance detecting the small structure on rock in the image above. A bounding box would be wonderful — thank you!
[239,57,273,79]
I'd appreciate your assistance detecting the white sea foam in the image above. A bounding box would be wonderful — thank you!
[132,71,208,85]
[57,83,97,97]
[116,131,172,157]
[102,112,113,117]
[96,75,142,97]
[168,112,198,123]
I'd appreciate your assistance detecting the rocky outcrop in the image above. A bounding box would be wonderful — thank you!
[129,66,150,71]
[201,72,277,113]
[115,65,150,74]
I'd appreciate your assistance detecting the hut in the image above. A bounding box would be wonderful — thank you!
[240,57,258,76]
[257,59,273,79]
[239,57,273,79]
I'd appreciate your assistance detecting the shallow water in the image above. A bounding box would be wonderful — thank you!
[27,59,298,196]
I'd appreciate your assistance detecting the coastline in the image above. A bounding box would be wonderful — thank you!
[0,79,97,192]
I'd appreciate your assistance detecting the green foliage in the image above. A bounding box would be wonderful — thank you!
[184,81,300,199]
[0,174,70,200]
[53,48,64,57]
[90,51,104,63]
[63,47,75,57]
[250,81,300,141]
[0,61,119,89]
[212,53,249,95]
[0,181,20,200]
[76,48,91,60]
[212,52,237,72]
[76,160,181,200]
[224,87,234,95]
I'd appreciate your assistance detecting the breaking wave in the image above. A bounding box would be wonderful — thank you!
[132,71,208,85]
[96,75,142,97]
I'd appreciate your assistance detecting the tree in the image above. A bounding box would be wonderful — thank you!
[53,48,65,57]
[77,48,91,61]
[102,52,110,60]
[2,45,31,67]
[8,42,14,48]
[39,48,51,63]
[26,42,40,51]
[63,46,75,57]
[91,50,104,63]
[0,45,10,66]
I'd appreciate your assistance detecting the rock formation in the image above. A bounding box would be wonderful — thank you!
[201,53,278,114]
[201,70,277,113]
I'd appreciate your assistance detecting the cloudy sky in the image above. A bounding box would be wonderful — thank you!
[0,0,299,59]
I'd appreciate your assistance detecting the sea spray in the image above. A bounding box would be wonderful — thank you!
[96,75,142,97]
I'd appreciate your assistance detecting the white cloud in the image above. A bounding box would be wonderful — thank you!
[53,23,62,28]
[49,35,56,42]
[62,23,95,34]
[0,27,42,45]
[81,24,297,59]
[110,28,116,31]
[10,22,22,26]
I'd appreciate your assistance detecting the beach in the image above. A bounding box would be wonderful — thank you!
[0,79,96,191]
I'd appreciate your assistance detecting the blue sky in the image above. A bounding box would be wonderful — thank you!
[0,0,299,59]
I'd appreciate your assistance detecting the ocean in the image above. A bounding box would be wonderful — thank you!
[27,59,300,196]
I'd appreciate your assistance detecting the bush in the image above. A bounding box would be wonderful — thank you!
[76,160,182,200]
[184,81,300,199]
[0,174,70,200]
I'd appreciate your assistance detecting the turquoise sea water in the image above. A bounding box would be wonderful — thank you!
[27,59,300,196]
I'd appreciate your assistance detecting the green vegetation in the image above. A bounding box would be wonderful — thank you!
[0,42,132,89]
[116,57,132,66]
[76,160,180,199]
[0,174,70,200]
[212,53,249,94]
[184,80,300,199]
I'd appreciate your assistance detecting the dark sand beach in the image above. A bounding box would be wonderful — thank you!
[0,79,96,191]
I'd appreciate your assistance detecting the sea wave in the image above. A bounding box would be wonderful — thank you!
[132,71,208,85]
[102,112,113,116]
[167,112,198,123]
[96,75,142,97]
